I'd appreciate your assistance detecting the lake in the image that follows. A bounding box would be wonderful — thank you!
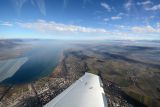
[1,40,65,84]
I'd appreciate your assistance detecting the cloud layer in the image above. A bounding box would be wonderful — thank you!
[12,19,159,40]
[18,20,108,33]
[132,25,160,33]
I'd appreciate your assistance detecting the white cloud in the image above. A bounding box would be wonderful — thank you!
[0,22,13,27]
[150,15,155,19]
[104,18,109,22]
[124,0,133,11]
[157,23,160,28]
[35,0,46,15]
[131,25,160,33]
[17,20,108,34]
[137,1,152,5]
[118,12,127,16]
[110,12,126,21]
[111,16,122,20]
[145,4,160,11]
[12,0,46,15]
[13,20,160,40]
[116,25,130,29]
[63,0,69,8]
[100,2,111,12]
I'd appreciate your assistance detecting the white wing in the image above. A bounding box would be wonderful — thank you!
[44,73,108,107]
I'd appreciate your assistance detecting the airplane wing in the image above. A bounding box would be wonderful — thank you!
[44,73,108,107]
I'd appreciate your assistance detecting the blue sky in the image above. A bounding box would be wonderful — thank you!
[0,0,160,40]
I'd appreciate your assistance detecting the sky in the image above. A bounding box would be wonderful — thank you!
[0,0,160,40]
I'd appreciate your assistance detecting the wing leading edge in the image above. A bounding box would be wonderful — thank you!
[44,73,108,107]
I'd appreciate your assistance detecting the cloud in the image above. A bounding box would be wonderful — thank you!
[5,20,158,40]
[124,0,133,11]
[17,20,108,34]
[63,0,69,8]
[145,4,160,11]
[111,16,122,20]
[104,18,109,22]
[0,22,13,27]
[157,23,160,28]
[100,2,111,12]
[110,12,125,20]
[115,25,130,29]
[35,0,46,15]
[117,12,127,16]
[11,0,46,15]
[131,26,160,33]
[137,1,152,6]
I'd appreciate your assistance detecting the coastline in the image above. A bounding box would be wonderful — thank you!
[0,49,83,107]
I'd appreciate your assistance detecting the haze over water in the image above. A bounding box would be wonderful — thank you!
[2,40,65,84]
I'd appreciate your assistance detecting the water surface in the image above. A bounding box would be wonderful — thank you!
[2,40,65,84]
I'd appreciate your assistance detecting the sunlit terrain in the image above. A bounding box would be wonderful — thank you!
[0,0,160,107]
[0,39,159,107]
